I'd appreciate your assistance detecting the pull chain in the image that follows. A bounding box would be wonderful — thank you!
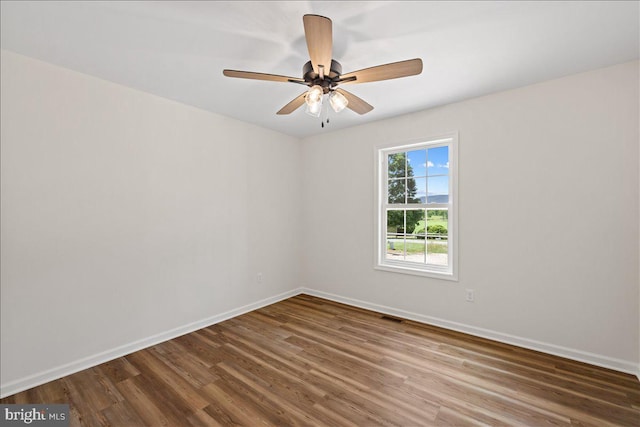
[321,97,330,128]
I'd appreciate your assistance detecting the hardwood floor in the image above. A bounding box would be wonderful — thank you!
[2,294,639,426]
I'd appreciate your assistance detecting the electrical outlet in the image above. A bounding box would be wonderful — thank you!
[465,289,474,302]
[257,273,263,284]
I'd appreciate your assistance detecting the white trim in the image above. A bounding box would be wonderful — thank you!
[300,288,639,376]
[374,264,457,281]
[0,288,303,398]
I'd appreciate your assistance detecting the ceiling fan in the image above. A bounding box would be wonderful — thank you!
[223,14,423,119]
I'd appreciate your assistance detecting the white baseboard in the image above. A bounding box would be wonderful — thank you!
[0,288,303,398]
[3,286,637,398]
[300,288,640,376]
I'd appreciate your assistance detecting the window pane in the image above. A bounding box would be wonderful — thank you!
[411,215,427,238]
[405,236,426,263]
[426,210,448,235]
[388,153,406,178]
[426,209,448,266]
[388,179,406,204]
[405,209,425,235]
[387,210,406,260]
[387,210,405,235]
[427,176,449,203]
[408,177,426,203]
[427,146,449,176]
[407,149,427,177]
[407,214,426,263]
[427,237,448,266]
[386,234,405,261]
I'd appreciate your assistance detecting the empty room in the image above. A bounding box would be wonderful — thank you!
[1,1,639,426]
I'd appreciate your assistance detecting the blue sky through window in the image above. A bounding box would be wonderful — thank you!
[407,150,426,177]
[406,147,449,201]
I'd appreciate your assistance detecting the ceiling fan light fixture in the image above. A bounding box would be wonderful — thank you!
[305,96,323,117]
[329,90,348,113]
[305,85,323,106]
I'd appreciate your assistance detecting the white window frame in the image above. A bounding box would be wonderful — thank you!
[374,132,458,281]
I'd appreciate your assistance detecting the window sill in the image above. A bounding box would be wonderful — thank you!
[374,263,458,281]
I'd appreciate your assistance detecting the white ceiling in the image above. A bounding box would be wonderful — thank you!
[1,1,638,138]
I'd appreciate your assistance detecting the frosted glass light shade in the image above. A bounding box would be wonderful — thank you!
[329,90,348,112]
[305,96,322,117]
[305,85,323,106]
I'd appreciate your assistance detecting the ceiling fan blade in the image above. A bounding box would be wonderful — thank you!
[336,89,373,115]
[303,15,332,77]
[339,58,423,84]
[277,92,308,115]
[223,69,305,84]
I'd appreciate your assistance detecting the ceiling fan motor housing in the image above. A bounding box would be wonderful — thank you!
[303,60,343,93]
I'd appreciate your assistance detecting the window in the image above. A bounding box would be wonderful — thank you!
[375,134,458,280]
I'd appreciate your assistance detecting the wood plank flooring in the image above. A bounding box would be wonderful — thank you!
[2,294,639,426]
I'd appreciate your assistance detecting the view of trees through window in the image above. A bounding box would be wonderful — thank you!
[385,147,450,266]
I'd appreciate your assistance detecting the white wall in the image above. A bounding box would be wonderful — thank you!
[2,49,638,396]
[0,50,301,393]
[301,61,640,371]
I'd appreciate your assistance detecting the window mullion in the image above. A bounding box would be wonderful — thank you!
[385,203,431,209]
